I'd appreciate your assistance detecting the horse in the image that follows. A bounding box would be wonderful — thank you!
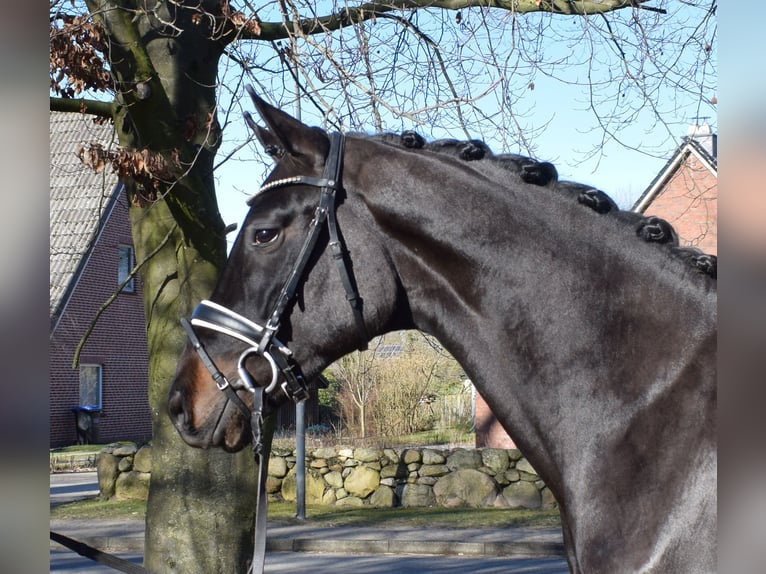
[168,89,717,573]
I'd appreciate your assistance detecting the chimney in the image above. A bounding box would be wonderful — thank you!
[687,122,717,158]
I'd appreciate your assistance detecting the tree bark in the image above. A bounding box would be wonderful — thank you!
[83,2,260,571]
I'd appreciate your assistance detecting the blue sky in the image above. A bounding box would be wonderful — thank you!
[212,4,717,248]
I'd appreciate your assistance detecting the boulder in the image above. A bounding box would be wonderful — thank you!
[133,446,152,473]
[268,456,288,478]
[508,449,523,461]
[97,452,119,499]
[312,447,337,459]
[370,485,396,508]
[337,448,354,459]
[502,481,542,509]
[515,458,538,476]
[265,476,282,495]
[481,449,509,474]
[344,466,380,498]
[380,463,407,479]
[541,486,558,509]
[114,471,150,501]
[354,447,383,462]
[419,464,449,477]
[112,444,138,457]
[446,448,482,470]
[281,468,326,503]
[433,468,496,507]
[321,489,337,506]
[383,449,399,464]
[402,449,421,464]
[422,449,446,465]
[504,469,520,483]
[336,496,364,507]
[323,470,344,489]
[401,483,435,507]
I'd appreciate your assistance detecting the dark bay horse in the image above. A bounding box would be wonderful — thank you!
[168,91,716,573]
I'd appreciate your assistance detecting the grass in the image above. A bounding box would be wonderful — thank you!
[51,498,147,520]
[268,503,560,530]
[51,444,109,454]
[51,498,560,530]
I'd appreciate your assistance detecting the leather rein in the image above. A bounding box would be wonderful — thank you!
[180,131,367,574]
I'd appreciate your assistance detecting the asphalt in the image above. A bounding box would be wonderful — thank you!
[50,471,565,560]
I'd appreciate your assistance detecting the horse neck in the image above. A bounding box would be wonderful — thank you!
[347,137,716,496]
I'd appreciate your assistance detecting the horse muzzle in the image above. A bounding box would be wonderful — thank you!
[183,300,311,401]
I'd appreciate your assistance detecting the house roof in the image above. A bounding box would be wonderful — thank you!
[50,111,122,330]
[632,134,718,213]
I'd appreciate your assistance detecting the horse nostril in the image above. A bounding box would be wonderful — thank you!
[167,386,187,427]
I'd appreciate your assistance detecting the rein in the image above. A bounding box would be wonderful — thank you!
[180,131,368,573]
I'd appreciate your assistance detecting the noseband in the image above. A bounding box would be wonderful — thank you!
[181,131,367,416]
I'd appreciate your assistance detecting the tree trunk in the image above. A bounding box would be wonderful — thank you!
[130,197,259,572]
[85,2,261,571]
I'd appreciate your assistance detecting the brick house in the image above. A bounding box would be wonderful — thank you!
[475,123,718,448]
[50,111,152,447]
[632,123,717,254]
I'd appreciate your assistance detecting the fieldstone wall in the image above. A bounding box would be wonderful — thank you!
[98,443,556,510]
[97,443,152,501]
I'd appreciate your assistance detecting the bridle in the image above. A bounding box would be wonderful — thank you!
[179,129,367,574]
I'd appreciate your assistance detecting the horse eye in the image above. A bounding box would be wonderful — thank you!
[253,228,279,246]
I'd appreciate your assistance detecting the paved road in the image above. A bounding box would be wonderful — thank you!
[50,472,569,573]
[50,549,569,573]
[50,471,99,506]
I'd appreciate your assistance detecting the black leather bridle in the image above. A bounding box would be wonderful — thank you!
[179,128,367,574]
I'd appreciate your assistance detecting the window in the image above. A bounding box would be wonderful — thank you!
[79,364,102,408]
[118,244,135,293]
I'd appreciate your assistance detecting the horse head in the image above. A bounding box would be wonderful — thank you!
[168,90,404,451]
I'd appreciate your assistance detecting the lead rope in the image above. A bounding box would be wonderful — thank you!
[249,387,269,574]
[49,531,153,574]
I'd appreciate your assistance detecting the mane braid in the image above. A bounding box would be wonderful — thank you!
[386,130,716,279]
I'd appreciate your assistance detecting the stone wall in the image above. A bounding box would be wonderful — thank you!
[98,443,556,510]
[98,443,152,500]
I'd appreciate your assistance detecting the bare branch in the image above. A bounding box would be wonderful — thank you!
[50,96,115,118]
[238,0,664,42]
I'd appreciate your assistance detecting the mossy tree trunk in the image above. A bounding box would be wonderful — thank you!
[84,2,259,571]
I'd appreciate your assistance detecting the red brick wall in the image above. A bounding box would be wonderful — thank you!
[643,154,717,255]
[50,190,152,447]
[474,391,516,449]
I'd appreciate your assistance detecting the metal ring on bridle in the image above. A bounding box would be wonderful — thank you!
[237,347,279,394]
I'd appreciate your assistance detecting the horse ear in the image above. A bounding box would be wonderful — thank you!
[244,85,327,165]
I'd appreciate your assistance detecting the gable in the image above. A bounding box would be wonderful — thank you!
[632,138,717,255]
[50,111,121,327]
